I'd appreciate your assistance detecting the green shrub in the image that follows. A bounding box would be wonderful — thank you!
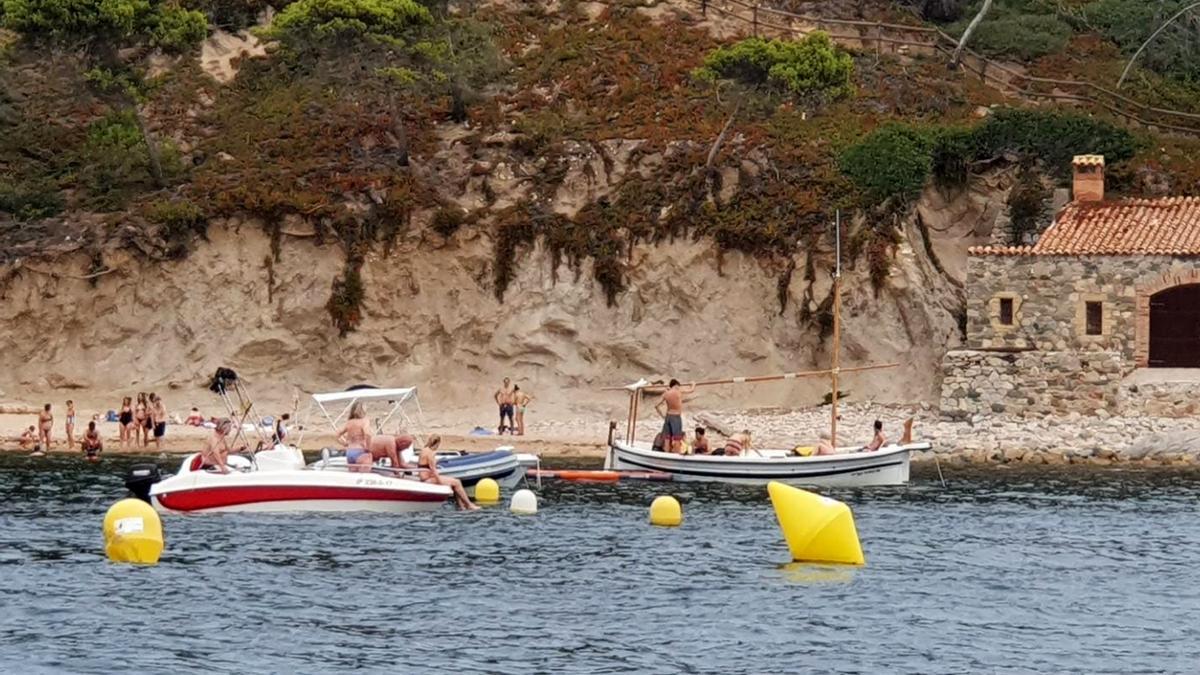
[0,178,63,220]
[695,33,854,102]
[970,108,1141,176]
[1007,164,1049,245]
[839,124,935,203]
[430,206,464,237]
[263,0,433,45]
[951,13,1071,61]
[184,0,289,30]
[149,4,208,53]
[1084,0,1200,82]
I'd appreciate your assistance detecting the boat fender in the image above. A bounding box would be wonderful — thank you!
[510,489,538,515]
[767,482,864,565]
[103,498,164,565]
[649,495,682,527]
[124,463,163,504]
[475,478,500,504]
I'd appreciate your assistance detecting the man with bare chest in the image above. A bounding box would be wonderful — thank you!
[494,377,516,435]
[654,379,695,453]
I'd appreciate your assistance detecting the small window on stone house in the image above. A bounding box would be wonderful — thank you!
[999,298,1014,326]
[1085,301,1103,336]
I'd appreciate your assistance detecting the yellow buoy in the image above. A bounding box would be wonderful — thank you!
[475,477,500,504]
[649,495,682,527]
[767,481,864,566]
[103,498,164,565]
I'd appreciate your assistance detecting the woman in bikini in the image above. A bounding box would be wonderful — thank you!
[118,396,134,451]
[336,402,373,473]
[37,404,53,451]
[134,393,149,448]
[513,386,534,436]
[65,400,76,451]
[418,435,478,510]
[201,419,245,474]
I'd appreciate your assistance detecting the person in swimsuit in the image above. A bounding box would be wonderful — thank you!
[185,407,204,426]
[654,379,695,454]
[368,433,415,472]
[150,393,168,451]
[337,402,373,472]
[418,435,478,510]
[494,377,516,435]
[65,400,76,451]
[134,393,149,448]
[118,396,134,451]
[721,430,751,457]
[862,420,886,453]
[272,413,291,446]
[81,421,103,458]
[513,385,534,436]
[201,419,245,474]
[692,427,710,454]
[38,404,53,451]
[19,425,37,451]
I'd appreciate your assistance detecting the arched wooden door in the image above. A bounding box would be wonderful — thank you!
[1149,284,1200,367]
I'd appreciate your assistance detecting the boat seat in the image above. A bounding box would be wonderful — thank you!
[189,454,204,472]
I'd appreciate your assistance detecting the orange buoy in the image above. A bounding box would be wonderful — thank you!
[556,470,621,482]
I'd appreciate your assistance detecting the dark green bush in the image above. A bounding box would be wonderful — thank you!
[838,124,935,203]
[970,108,1141,176]
[263,0,433,46]
[694,33,854,102]
[184,0,291,31]
[1007,164,1049,245]
[952,13,1072,61]
[148,199,207,253]
[430,206,464,237]
[1084,0,1200,82]
[0,178,63,220]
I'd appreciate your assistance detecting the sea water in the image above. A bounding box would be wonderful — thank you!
[1,455,1198,674]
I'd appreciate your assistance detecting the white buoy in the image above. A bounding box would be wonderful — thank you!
[510,489,538,515]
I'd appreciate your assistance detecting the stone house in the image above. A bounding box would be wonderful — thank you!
[941,155,1200,418]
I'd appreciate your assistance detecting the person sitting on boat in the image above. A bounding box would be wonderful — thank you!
[862,420,886,453]
[654,379,696,454]
[418,435,479,510]
[81,421,103,458]
[651,431,666,453]
[816,431,837,455]
[717,430,752,457]
[692,427,710,454]
[272,413,291,446]
[337,402,373,473]
[201,419,246,474]
[368,433,416,473]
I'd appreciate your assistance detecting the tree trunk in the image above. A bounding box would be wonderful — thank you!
[949,0,993,69]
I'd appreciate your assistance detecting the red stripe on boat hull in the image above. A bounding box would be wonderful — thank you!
[155,484,448,512]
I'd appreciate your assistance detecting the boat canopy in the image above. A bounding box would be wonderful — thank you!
[311,387,416,404]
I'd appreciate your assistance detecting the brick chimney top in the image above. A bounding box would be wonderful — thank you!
[1072,154,1105,203]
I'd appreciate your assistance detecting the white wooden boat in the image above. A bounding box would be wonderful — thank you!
[602,212,932,488]
[606,439,928,487]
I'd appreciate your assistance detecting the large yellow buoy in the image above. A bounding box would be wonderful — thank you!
[103,498,163,565]
[767,482,864,565]
[649,495,682,527]
[475,478,500,504]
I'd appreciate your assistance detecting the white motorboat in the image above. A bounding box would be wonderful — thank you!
[301,386,539,488]
[147,446,451,514]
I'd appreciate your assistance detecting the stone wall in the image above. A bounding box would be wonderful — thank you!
[940,349,1123,419]
[943,253,1200,418]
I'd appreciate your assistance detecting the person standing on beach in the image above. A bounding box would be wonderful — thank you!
[134,393,149,448]
[38,404,53,450]
[514,385,534,436]
[64,400,76,450]
[654,379,695,454]
[118,396,134,451]
[494,377,516,435]
[150,393,168,451]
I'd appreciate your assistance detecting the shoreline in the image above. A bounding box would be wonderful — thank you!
[4,401,1200,466]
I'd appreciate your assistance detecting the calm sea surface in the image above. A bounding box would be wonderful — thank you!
[1,454,1198,674]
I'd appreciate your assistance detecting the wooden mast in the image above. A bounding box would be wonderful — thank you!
[831,210,841,449]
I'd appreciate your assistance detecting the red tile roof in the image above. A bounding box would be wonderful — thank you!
[969,196,1200,256]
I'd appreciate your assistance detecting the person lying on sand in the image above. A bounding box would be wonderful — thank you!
[185,408,204,427]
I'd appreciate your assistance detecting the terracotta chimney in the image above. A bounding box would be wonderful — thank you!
[1072,154,1105,203]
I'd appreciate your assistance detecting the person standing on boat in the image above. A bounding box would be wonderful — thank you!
[494,378,516,435]
[418,435,479,510]
[654,379,695,453]
[513,385,534,436]
[338,402,374,472]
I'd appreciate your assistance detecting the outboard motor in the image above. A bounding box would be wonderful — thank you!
[124,463,163,503]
